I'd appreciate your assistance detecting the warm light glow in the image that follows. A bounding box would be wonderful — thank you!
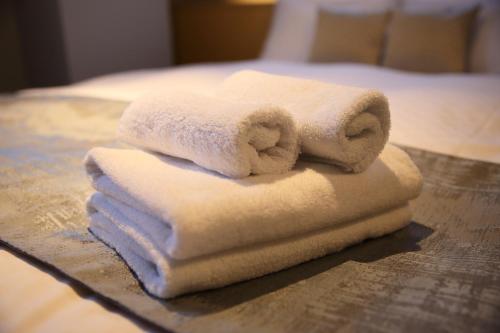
[228,0,276,5]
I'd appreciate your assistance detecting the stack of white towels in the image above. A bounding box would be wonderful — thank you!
[85,71,423,298]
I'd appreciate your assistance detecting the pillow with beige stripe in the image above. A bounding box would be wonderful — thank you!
[383,8,478,72]
[309,10,390,64]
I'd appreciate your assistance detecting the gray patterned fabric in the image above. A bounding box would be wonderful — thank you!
[1,96,499,332]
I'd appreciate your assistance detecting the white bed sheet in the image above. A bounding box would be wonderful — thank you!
[5,61,500,332]
[23,60,500,164]
[0,249,143,333]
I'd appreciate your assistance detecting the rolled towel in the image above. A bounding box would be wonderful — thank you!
[117,90,299,178]
[89,199,411,298]
[218,70,391,173]
[85,144,422,262]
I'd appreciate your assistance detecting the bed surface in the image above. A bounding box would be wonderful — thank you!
[23,60,500,164]
[2,61,500,332]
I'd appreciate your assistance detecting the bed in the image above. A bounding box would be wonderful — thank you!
[21,60,500,163]
[1,59,500,332]
[0,61,500,331]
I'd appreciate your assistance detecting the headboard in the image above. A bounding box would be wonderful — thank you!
[171,0,275,64]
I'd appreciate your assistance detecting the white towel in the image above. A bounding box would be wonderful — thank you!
[117,91,299,178]
[85,145,422,297]
[218,70,391,173]
[85,145,422,261]
[89,201,411,298]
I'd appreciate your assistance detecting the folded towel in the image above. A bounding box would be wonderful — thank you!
[117,90,299,178]
[85,145,421,260]
[89,201,411,298]
[85,144,421,298]
[218,70,391,173]
[85,144,422,262]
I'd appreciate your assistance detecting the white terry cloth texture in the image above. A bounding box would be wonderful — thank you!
[88,200,412,299]
[117,90,299,178]
[84,144,422,262]
[218,70,391,173]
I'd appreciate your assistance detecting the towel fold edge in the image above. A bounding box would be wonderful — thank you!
[88,203,412,298]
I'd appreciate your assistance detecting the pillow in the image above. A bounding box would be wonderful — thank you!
[401,0,500,73]
[261,0,399,62]
[309,10,390,64]
[383,9,478,73]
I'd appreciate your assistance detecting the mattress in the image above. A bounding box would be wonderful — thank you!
[2,61,500,332]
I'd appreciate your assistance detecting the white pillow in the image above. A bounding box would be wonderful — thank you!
[261,0,399,62]
[401,0,500,73]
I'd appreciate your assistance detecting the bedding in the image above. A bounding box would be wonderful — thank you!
[0,59,499,331]
[261,0,398,62]
[375,0,500,73]
[0,95,499,332]
[383,8,478,72]
[308,10,389,64]
[261,0,500,73]
[0,249,144,333]
[22,60,500,163]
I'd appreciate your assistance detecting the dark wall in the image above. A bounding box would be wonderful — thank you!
[0,0,30,91]
[57,0,172,82]
[15,0,69,87]
[0,0,172,92]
